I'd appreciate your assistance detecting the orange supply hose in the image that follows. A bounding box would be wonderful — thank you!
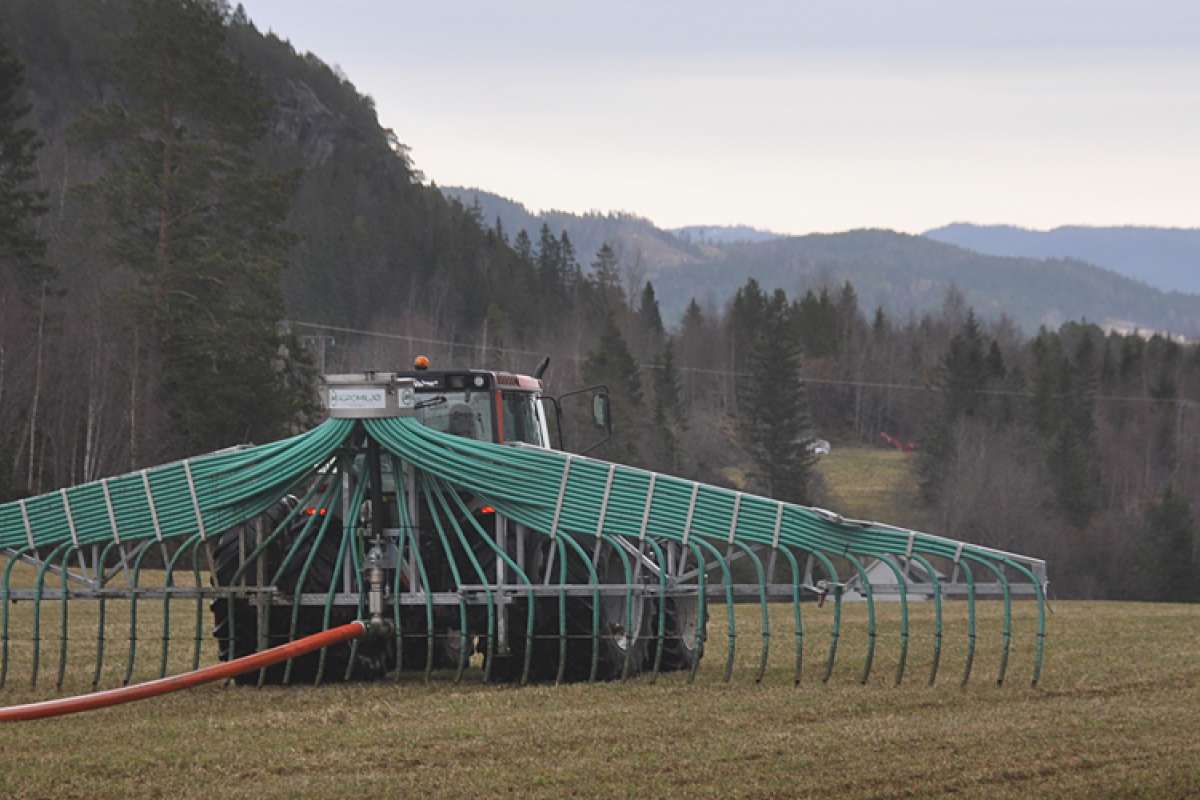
[0,621,366,723]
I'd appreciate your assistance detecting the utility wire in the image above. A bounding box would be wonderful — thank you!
[287,320,1198,409]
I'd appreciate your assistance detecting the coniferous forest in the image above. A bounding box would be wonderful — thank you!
[0,0,1196,601]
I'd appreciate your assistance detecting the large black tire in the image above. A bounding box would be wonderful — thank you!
[483,541,653,683]
[209,505,391,685]
[653,543,707,672]
[654,596,705,672]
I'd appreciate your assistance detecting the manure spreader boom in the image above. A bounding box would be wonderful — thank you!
[0,362,1047,719]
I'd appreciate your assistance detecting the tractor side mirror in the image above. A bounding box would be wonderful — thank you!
[592,391,611,431]
[552,384,613,455]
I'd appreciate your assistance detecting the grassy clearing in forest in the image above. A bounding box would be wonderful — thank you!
[816,445,930,529]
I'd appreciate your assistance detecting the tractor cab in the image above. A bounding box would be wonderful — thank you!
[394,361,551,448]
[393,356,611,454]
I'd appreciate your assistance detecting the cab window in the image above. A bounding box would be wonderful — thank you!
[501,391,545,446]
[413,391,494,441]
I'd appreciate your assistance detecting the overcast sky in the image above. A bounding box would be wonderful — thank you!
[240,1,1199,235]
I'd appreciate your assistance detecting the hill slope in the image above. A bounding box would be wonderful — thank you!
[925,223,1200,295]
[0,0,532,333]
[672,224,781,245]
[443,187,1200,337]
[441,186,704,270]
[650,229,1200,335]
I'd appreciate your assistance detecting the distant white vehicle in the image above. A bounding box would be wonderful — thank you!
[807,438,832,456]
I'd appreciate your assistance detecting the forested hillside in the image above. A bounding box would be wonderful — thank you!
[672,224,780,245]
[1,1,562,333]
[444,185,1200,337]
[441,185,704,272]
[926,223,1200,295]
[0,0,583,492]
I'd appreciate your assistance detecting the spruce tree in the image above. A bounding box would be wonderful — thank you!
[942,311,988,418]
[1140,486,1198,602]
[1023,327,1101,525]
[1150,361,1180,473]
[795,290,821,355]
[835,281,860,345]
[1119,333,1144,383]
[583,313,644,463]
[681,299,704,335]
[638,281,664,339]
[815,288,838,356]
[1062,336,1100,522]
[728,278,767,375]
[918,310,989,500]
[986,339,1007,382]
[737,290,816,502]
[1099,336,1118,392]
[74,0,311,455]
[590,243,623,311]
[794,288,838,357]
[513,229,534,264]
[872,306,889,339]
[1029,329,1062,438]
[536,223,563,302]
[0,35,48,288]
[651,338,686,471]
[559,230,580,290]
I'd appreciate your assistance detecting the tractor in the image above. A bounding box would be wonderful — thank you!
[210,359,703,684]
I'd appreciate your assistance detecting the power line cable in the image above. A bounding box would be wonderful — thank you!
[287,320,1198,409]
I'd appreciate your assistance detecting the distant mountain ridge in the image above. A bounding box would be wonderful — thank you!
[924,223,1200,295]
[649,229,1200,337]
[441,186,703,270]
[442,199,1200,339]
[672,225,780,245]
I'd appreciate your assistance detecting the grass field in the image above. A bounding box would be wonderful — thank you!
[1,448,1197,799]
[816,445,930,530]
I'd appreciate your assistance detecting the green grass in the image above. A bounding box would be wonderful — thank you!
[1,573,1197,799]
[2,450,1197,798]
[817,446,929,530]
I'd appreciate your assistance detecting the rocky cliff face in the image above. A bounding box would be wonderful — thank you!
[271,78,340,166]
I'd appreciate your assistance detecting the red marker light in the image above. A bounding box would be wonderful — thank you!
[304,507,316,516]
[480,506,495,514]
[318,508,328,516]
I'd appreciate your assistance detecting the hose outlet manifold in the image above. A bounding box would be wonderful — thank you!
[365,544,387,633]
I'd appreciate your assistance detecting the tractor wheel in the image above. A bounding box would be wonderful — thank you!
[652,543,706,672]
[590,550,653,680]
[483,543,653,683]
[210,508,392,684]
[654,595,705,672]
[477,596,558,683]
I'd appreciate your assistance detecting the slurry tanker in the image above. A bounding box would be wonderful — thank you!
[0,359,1046,720]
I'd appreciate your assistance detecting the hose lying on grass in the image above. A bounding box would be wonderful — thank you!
[0,621,366,723]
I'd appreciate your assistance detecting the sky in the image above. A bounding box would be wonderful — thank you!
[239,1,1200,235]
